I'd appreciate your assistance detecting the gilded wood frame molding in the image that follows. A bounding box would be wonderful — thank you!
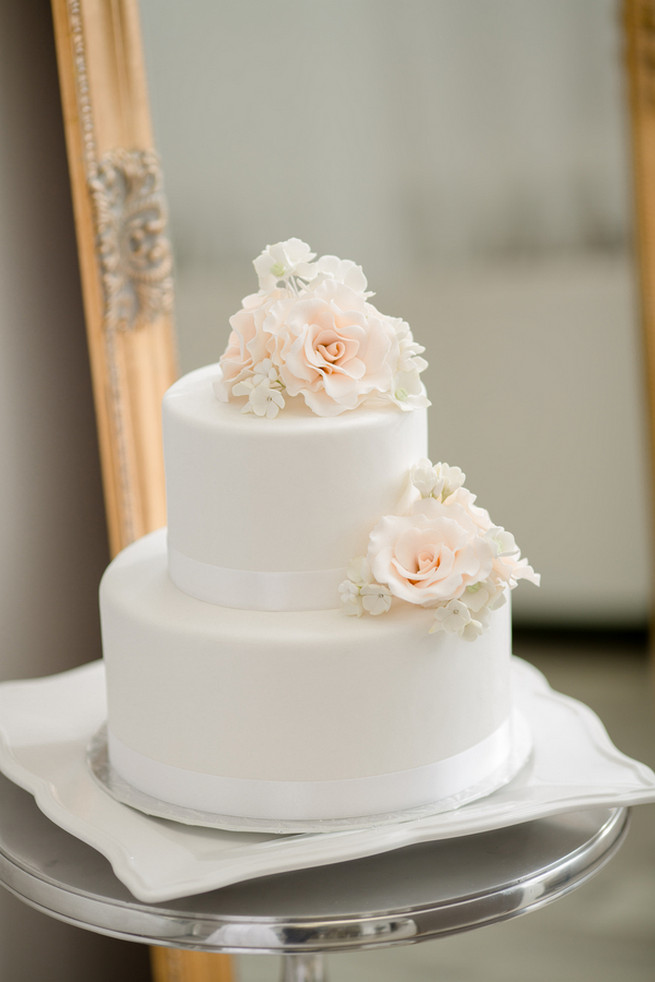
[51,0,177,557]
[625,0,655,647]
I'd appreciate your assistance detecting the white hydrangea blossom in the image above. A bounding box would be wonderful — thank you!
[485,525,518,558]
[432,461,466,500]
[394,319,428,375]
[410,459,466,501]
[360,582,392,616]
[430,600,484,641]
[233,359,285,418]
[388,318,430,411]
[251,358,278,384]
[248,383,285,419]
[410,458,440,498]
[339,558,391,617]
[313,255,370,294]
[338,578,364,617]
[464,580,506,614]
[253,238,316,291]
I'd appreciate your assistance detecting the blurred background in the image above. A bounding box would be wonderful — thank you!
[0,1,653,980]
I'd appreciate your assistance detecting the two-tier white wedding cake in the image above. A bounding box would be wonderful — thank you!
[99,239,539,829]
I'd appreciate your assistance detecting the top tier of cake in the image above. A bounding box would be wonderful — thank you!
[164,364,428,611]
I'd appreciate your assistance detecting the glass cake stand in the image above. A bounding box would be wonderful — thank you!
[0,773,628,981]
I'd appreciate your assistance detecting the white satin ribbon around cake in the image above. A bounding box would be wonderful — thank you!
[168,545,346,611]
[107,718,517,823]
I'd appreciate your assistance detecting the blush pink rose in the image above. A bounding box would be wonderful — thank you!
[367,499,496,607]
[267,281,395,416]
[215,291,280,400]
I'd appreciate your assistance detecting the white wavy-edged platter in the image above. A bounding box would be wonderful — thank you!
[0,658,653,903]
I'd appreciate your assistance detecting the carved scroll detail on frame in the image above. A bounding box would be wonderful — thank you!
[90,149,174,332]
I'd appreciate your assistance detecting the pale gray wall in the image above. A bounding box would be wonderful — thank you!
[142,0,629,272]
[0,3,148,979]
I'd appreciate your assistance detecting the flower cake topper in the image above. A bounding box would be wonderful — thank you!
[214,238,429,418]
[339,459,540,640]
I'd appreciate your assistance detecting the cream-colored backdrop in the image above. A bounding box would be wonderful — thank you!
[140,0,649,626]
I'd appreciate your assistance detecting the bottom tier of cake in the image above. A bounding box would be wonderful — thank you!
[99,529,525,826]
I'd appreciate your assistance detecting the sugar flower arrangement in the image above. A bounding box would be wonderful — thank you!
[339,459,539,640]
[214,238,429,418]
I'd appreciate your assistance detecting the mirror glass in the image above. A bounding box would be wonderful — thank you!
[139,0,647,625]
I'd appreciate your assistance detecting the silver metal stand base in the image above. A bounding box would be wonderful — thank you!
[0,774,629,966]
[280,953,327,982]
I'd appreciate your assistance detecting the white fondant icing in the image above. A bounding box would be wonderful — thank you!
[163,365,427,607]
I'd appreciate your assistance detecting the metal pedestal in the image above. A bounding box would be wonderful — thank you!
[0,774,629,980]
